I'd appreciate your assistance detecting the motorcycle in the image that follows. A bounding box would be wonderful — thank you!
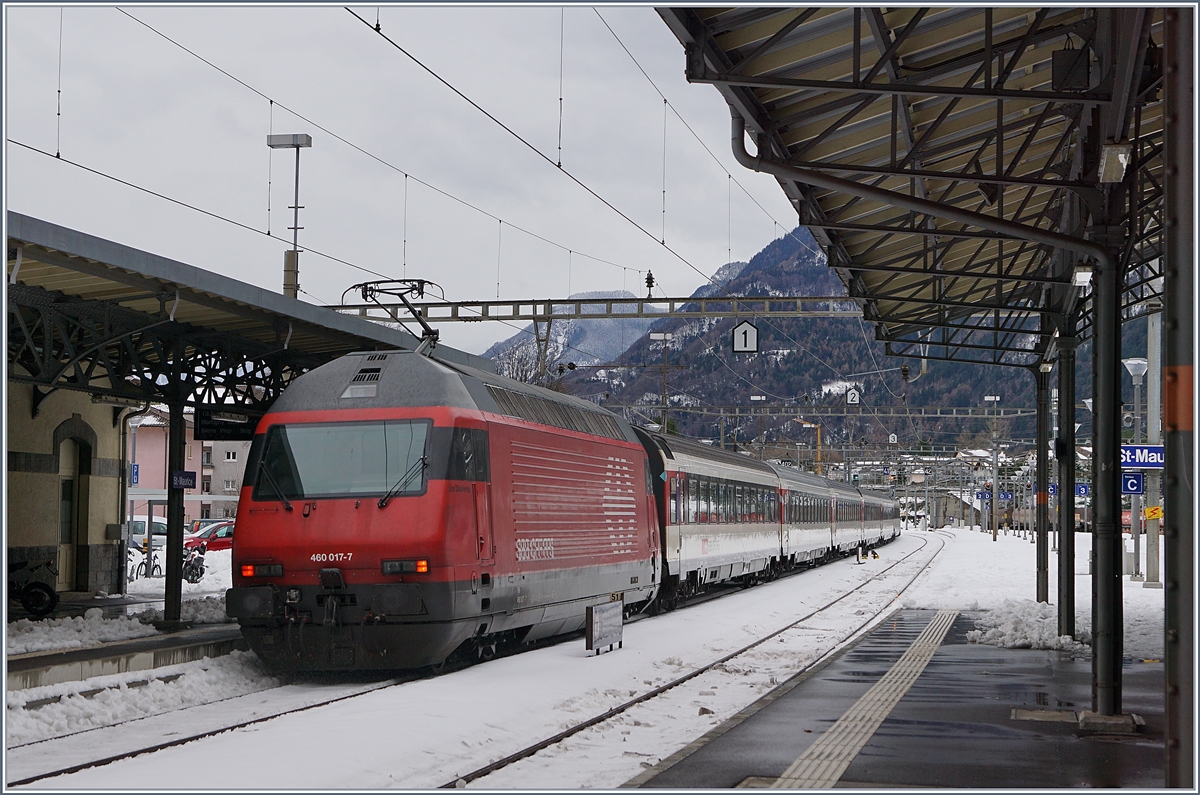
[8,559,59,617]
[183,547,206,584]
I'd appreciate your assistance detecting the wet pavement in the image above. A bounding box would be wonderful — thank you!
[633,609,1165,789]
[9,588,168,622]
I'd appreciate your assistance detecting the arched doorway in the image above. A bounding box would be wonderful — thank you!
[56,437,91,591]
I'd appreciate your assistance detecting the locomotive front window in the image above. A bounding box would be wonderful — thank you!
[253,420,431,501]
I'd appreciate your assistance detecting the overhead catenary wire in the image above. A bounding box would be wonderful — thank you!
[8,141,620,370]
[344,6,847,382]
[592,8,916,417]
[9,139,391,281]
[557,7,565,169]
[661,98,667,244]
[266,100,274,235]
[113,7,642,279]
[591,8,820,260]
[346,6,716,283]
[55,9,64,158]
[102,7,893,414]
[402,174,408,278]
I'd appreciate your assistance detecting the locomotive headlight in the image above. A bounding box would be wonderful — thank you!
[285,588,301,603]
[382,559,430,575]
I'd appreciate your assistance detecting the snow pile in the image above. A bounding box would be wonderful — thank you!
[903,526,1163,659]
[126,549,233,598]
[6,650,278,747]
[136,595,232,625]
[7,609,159,655]
[965,598,1090,655]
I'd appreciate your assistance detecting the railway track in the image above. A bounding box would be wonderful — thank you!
[438,532,947,788]
[6,532,942,787]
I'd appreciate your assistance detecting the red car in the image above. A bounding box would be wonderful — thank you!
[185,520,235,552]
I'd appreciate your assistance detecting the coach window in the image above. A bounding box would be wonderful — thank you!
[667,475,676,525]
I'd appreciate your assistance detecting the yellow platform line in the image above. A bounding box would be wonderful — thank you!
[771,609,959,789]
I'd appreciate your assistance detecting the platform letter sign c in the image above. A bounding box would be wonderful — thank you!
[1121,472,1145,495]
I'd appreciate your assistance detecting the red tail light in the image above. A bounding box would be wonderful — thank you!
[241,563,283,577]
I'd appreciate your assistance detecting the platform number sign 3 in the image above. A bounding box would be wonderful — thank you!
[732,321,759,353]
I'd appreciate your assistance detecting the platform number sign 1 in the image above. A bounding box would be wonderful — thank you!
[732,321,759,353]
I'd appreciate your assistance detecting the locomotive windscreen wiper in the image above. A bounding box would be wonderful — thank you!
[378,456,428,508]
[256,459,294,511]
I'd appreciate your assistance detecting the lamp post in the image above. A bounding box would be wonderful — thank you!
[649,332,673,432]
[1124,357,1148,581]
[1083,398,1094,534]
[267,133,313,299]
[984,395,1000,541]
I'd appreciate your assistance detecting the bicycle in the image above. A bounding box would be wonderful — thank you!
[130,547,162,579]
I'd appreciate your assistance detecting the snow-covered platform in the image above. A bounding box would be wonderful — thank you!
[8,623,244,690]
[629,608,1165,789]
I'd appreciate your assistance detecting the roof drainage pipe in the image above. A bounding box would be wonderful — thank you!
[728,110,1112,272]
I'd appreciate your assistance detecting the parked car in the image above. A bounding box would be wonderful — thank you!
[187,518,227,536]
[184,520,235,552]
[128,516,168,550]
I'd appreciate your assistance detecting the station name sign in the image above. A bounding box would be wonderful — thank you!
[1120,445,1165,469]
[193,408,258,441]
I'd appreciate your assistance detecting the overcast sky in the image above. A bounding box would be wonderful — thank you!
[5,4,799,355]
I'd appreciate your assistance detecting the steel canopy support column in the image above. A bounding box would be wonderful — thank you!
[1163,8,1194,786]
[1091,240,1123,716]
[165,400,185,622]
[1144,308,1163,588]
[1057,337,1077,637]
[1035,367,1050,602]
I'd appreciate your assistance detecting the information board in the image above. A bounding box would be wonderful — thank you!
[586,600,624,654]
[193,408,258,441]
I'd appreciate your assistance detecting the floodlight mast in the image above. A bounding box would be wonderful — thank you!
[267,133,313,299]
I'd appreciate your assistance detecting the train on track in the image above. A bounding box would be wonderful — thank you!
[226,350,900,671]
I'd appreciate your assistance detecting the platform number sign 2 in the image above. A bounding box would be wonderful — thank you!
[846,387,861,405]
[732,321,759,353]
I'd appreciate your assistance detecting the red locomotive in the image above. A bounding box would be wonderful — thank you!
[226,350,660,670]
[227,349,899,672]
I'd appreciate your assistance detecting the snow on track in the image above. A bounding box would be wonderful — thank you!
[24,533,939,790]
[13,527,1165,790]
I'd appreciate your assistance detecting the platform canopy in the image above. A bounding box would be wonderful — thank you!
[6,211,493,416]
[660,7,1164,367]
